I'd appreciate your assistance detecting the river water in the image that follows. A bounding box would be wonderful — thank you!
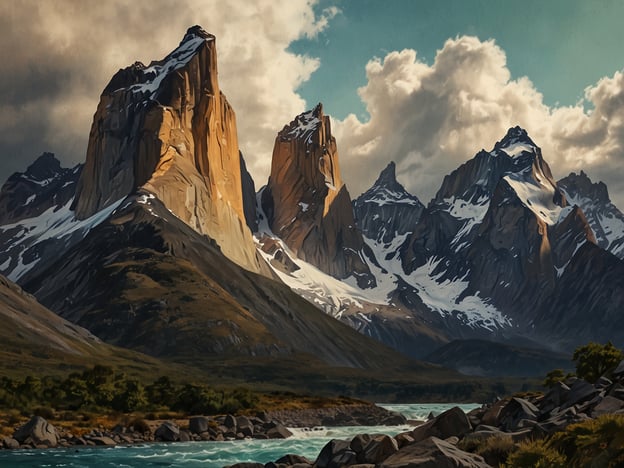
[0,403,479,467]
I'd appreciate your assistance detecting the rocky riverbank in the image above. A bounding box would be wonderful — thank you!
[0,403,406,450]
[233,360,624,467]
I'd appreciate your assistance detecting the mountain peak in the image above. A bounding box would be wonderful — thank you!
[375,161,397,186]
[281,103,325,143]
[559,171,610,204]
[182,25,214,42]
[494,126,537,156]
[24,152,62,181]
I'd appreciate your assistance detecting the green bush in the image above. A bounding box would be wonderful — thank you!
[573,341,623,384]
[506,439,566,468]
[549,414,624,466]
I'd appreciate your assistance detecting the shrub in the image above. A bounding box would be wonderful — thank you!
[127,417,150,434]
[573,341,623,384]
[543,369,566,388]
[506,439,566,468]
[477,435,517,466]
[549,414,624,466]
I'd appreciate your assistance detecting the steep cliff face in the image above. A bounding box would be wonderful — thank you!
[72,26,262,273]
[261,104,375,288]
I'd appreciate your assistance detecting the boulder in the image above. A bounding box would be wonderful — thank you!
[224,414,237,431]
[540,381,570,414]
[315,439,352,468]
[154,421,180,442]
[224,464,264,468]
[2,437,19,449]
[13,416,58,447]
[266,423,293,439]
[497,397,538,431]
[237,415,254,437]
[179,430,191,442]
[88,436,116,446]
[563,379,599,408]
[350,434,398,464]
[394,432,415,448]
[591,395,624,416]
[189,416,211,434]
[380,436,491,468]
[411,407,472,443]
[480,399,507,426]
[274,454,313,465]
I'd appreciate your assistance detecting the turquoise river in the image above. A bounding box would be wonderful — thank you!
[0,403,480,467]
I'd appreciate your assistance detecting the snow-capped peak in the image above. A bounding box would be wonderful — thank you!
[494,126,537,157]
[357,162,422,207]
[282,103,323,144]
[114,26,213,100]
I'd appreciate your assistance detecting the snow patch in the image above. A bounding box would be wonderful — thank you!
[406,258,511,330]
[0,198,124,281]
[504,172,562,225]
[127,36,206,99]
[499,142,534,158]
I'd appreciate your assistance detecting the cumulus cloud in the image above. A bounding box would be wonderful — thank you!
[334,36,624,209]
[0,0,332,184]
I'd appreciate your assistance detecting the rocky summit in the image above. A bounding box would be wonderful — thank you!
[73,26,263,273]
[261,103,375,288]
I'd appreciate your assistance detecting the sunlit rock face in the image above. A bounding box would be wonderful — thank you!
[73,26,263,273]
[262,104,375,288]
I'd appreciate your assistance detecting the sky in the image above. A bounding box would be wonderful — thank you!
[1,0,623,209]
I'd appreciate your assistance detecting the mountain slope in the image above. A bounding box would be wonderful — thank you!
[0,274,173,378]
[24,193,448,376]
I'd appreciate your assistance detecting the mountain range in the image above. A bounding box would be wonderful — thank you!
[1,26,623,379]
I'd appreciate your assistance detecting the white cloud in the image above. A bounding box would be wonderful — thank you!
[333,36,624,209]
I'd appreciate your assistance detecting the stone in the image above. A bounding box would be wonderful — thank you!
[154,421,180,442]
[2,437,19,449]
[358,434,399,464]
[497,397,538,431]
[13,416,58,447]
[274,454,313,465]
[380,436,491,468]
[88,436,116,446]
[224,414,237,430]
[315,439,352,468]
[237,415,254,437]
[189,416,211,434]
[266,424,293,439]
[596,376,613,389]
[480,399,507,426]
[179,430,191,442]
[564,379,600,408]
[394,432,415,448]
[591,395,624,416]
[541,381,570,414]
[224,464,264,468]
[411,407,472,443]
